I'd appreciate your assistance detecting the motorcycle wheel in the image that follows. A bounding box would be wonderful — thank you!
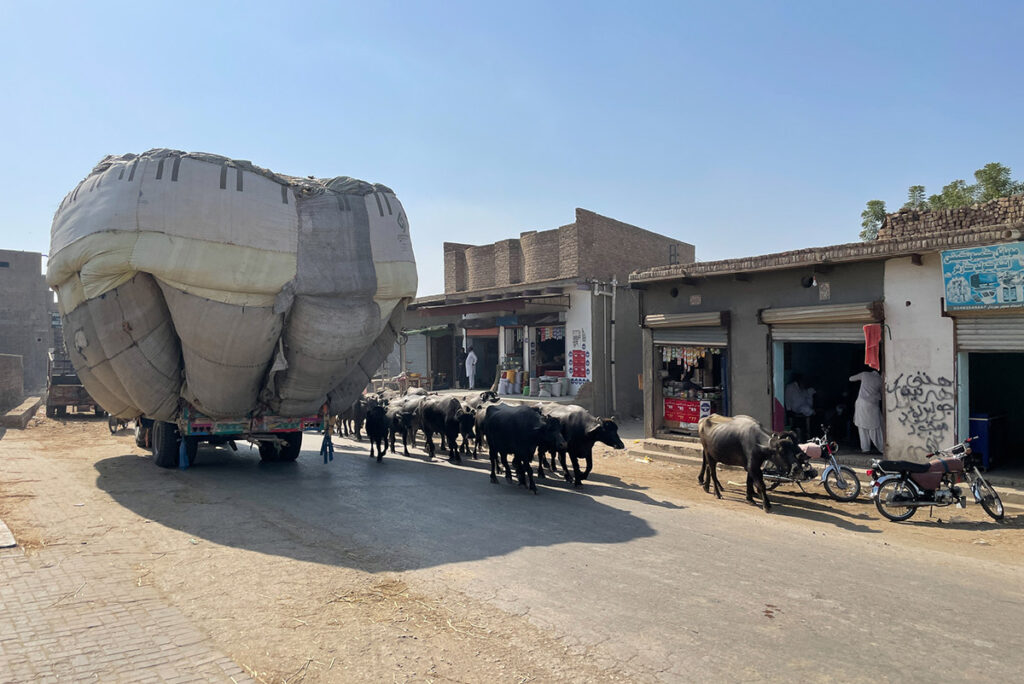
[875,479,916,522]
[761,463,783,491]
[975,478,1004,521]
[824,466,861,502]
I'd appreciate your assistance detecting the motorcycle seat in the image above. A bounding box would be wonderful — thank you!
[878,460,931,473]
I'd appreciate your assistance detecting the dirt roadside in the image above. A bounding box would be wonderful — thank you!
[1,416,1021,682]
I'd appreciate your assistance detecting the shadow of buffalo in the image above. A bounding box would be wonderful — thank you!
[94,434,658,573]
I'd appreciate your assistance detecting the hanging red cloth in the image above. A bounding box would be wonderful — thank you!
[863,323,882,370]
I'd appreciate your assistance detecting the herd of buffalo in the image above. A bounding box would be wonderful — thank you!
[328,388,807,507]
[327,388,626,493]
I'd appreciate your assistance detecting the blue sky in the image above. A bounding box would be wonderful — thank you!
[2,1,1022,296]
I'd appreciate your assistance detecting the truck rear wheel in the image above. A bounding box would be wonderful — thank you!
[152,421,181,468]
[258,432,303,462]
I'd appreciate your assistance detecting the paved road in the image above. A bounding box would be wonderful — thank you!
[94,433,1023,682]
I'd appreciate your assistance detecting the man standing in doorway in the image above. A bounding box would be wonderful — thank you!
[849,366,884,454]
[456,347,468,389]
[465,346,478,390]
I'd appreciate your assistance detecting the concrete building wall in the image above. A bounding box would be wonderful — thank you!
[0,250,50,392]
[883,254,956,459]
[0,353,23,411]
[588,284,646,418]
[641,261,885,430]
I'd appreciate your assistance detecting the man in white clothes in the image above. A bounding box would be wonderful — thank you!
[849,367,884,454]
[465,346,478,389]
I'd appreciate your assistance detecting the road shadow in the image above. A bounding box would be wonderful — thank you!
[897,512,1024,530]
[94,437,658,574]
[699,482,880,534]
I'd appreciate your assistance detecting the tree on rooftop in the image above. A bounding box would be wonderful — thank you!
[860,200,886,241]
[928,179,976,210]
[974,162,1022,202]
[902,185,928,210]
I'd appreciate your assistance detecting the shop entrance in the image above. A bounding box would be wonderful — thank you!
[773,341,867,446]
[534,326,566,377]
[656,344,727,435]
[429,334,454,389]
[963,352,1024,469]
[466,332,499,390]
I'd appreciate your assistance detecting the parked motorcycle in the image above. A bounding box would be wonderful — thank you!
[762,427,861,502]
[868,436,1004,522]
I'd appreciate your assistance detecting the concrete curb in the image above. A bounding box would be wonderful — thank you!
[1,396,42,429]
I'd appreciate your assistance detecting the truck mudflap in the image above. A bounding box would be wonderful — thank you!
[178,405,321,437]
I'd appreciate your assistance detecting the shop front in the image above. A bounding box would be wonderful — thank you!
[644,312,729,436]
[762,302,883,440]
[944,242,1024,469]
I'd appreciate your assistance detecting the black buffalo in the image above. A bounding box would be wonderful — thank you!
[338,396,370,440]
[537,404,625,487]
[482,403,567,493]
[386,394,426,457]
[364,403,389,461]
[698,414,802,512]
[417,395,472,463]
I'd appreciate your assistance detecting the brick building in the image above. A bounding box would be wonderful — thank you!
[404,209,693,417]
[0,250,52,393]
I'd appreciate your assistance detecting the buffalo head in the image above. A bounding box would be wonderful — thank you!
[769,431,802,477]
[590,418,625,450]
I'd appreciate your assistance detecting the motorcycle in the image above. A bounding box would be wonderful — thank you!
[868,436,1004,522]
[762,427,861,502]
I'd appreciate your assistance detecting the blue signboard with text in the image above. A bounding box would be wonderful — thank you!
[941,242,1024,311]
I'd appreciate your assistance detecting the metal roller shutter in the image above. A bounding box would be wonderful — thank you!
[770,323,868,343]
[652,327,728,347]
[955,316,1024,351]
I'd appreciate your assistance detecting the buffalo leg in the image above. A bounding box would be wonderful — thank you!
[536,448,548,479]
[581,453,593,480]
[502,452,514,481]
[568,451,584,488]
[515,450,537,493]
[489,446,499,484]
[424,430,435,460]
[707,459,724,499]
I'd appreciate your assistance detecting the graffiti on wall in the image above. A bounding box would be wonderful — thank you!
[885,371,955,457]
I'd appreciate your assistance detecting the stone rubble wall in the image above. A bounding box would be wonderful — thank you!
[880,195,1024,240]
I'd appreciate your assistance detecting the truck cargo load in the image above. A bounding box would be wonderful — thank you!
[46,149,417,432]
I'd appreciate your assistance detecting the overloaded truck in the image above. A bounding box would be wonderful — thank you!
[47,149,417,467]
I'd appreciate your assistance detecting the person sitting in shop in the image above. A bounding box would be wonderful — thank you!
[784,372,817,439]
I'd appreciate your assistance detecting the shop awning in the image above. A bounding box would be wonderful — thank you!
[404,325,453,338]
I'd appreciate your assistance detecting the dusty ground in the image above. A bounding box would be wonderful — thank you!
[1,415,1021,682]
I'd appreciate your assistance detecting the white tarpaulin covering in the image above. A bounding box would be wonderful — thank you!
[47,149,417,421]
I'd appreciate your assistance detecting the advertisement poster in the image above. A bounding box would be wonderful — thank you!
[568,328,591,385]
[664,399,711,428]
[942,242,1024,311]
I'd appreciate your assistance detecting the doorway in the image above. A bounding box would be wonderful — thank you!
[773,341,867,446]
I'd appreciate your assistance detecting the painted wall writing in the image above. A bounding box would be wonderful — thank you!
[564,290,593,396]
[883,254,957,459]
[885,371,955,456]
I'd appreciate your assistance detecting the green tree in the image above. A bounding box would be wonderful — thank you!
[974,162,1017,202]
[902,185,928,210]
[928,179,976,210]
[860,199,886,241]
